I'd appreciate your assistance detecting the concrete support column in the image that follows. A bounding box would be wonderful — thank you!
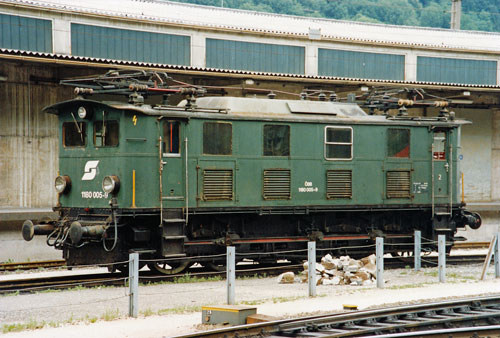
[305,44,318,76]
[405,52,417,82]
[191,34,206,68]
[490,109,500,200]
[53,18,71,55]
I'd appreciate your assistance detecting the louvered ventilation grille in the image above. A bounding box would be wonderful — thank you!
[203,169,233,201]
[263,169,291,200]
[326,170,352,199]
[386,171,411,198]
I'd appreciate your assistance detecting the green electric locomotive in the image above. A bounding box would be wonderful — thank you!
[22,71,481,274]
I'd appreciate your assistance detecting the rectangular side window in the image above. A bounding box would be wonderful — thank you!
[263,125,290,156]
[163,121,180,155]
[325,126,352,160]
[94,120,119,147]
[433,132,446,160]
[388,128,410,158]
[203,122,232,155]
[63,122,87,147]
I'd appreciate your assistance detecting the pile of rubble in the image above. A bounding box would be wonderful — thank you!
[277,254,377,286]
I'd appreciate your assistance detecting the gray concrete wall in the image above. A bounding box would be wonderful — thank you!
[0,62,61,208]
[459,109,493,202]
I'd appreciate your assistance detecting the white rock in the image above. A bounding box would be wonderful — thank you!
[322,276,341,285]
[361,254,376,266]
[277,272,295,284]
[321,254,337,270]
[344,265,359,273]
[354,270,371,281]
[350,277,363,286]
[362,263,376,277]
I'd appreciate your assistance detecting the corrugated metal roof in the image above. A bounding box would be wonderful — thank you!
[2,0,500,52]
[2,47,499,89]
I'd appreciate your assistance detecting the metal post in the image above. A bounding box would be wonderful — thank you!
[495,232,500,278]
[438,235,446,283]
[308,241,316,297]
[414,230,421,271]
[451,0,462,30]
[376,237,384,288]
[128,253,139,318]
[226,246,235,305]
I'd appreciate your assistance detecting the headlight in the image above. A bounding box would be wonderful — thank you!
[77,106,87,119]
[102,175,120,194]
[55,175,71,194]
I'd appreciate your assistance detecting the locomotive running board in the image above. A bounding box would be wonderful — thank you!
[184,234,412,246]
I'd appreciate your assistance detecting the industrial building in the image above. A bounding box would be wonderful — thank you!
[1,0,499,255]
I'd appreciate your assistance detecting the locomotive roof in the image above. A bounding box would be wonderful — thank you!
[44,97,470,127]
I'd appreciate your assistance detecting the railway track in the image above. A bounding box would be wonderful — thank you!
[174,295,500,338]
[0,259,66,271]
[0,253,489,294]
[0,262,302,294]
[0,241,487,273]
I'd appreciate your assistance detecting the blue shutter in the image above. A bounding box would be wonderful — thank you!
[71,23,190,65]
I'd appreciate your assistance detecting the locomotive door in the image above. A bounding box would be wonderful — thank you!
[432,130,451,214]
[160,120,186,208]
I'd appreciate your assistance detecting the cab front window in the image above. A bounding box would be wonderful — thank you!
[94,120,119,147]
[63,122,87,147]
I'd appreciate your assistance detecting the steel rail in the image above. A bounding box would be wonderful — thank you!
[0,260,66,271]
[0,241,486,272]
[0,262,301,294]
[174,295,500,338]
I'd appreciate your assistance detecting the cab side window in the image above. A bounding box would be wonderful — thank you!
[203,122,232,155]
[263,124,290,156]
[324,126,352,160]
[63,122,87,147]
[163,121,180,155]
[388,128,410,158]
[94,120,119,147]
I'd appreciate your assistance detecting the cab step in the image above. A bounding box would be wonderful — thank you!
[163,218,186,223]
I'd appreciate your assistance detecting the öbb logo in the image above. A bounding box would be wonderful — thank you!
[81,160,99,181]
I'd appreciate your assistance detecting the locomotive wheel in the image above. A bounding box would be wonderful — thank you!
[147,261,190,275]
[108,262,145,273]
[206,262,226,272]
[390,251,413,258]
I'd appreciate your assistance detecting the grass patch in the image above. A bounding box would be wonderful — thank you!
[142,273,223,286]
[237,273,268,280]
[387,283,426,290]
[423,271,438,277]
[140,307,155,317]
[2,319,45,333]
[157,305,201,315]
[102,309,120,321]
[2,309,126,333]
[239,299,266,306]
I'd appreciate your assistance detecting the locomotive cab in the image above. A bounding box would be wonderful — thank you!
[23,99,165,265]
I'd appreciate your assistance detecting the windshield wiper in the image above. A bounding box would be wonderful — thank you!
[71,112,84,142]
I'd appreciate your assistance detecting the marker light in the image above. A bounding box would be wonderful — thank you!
[78,106,87,119]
